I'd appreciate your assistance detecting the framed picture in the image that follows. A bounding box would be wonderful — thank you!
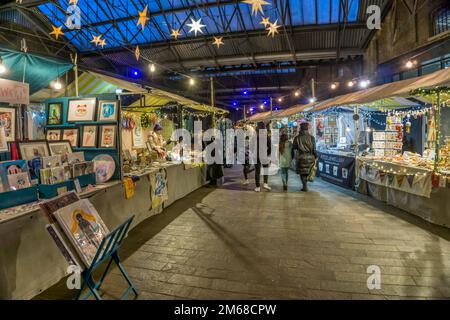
[98,125,116,148]
[46,129,61,141]
[62,128,79,147]
[67,98,96,123]
[48,140,73,156]
[81,125,98,148]
[18,140,50,161]
[97,100,118,122]
[0,107,16,142]
[0,126,8,152]
[47,102,63,125]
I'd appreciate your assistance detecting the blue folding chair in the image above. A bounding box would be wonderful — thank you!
[76,215,139,300]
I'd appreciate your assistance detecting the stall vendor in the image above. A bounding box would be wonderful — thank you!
[148,123,172,158]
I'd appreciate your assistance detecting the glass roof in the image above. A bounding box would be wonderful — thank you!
[38,0,360,51]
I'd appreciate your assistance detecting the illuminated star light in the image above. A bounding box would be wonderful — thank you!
[136,5,149,30]
[266,19,280,37]
[99,39,106,48]
[90,34,102,46]
[187,18,206,36]
[49,25,64,40]
[260,16,271,27]
[68,0,78,5]
[170,29,181,39]
[212,36,224,48]
[135,46,140,61]
[243,0,270,16]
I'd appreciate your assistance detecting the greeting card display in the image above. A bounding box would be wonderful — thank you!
[0,160,28,192]
[42,155,63,168]
[51,167,66,184]
[81,125,97,148]
[72,161,94,178]
[67,152,85,165]
[7,172,31,190]
[67,98,96,123]
[97,100,118,122]
[53,199,110,266]
[48,140,73,156]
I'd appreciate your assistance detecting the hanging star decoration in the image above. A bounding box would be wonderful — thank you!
[170,29,181,40]
[187,18,206,36]
[135,46,140,61]
[90,34,102,46]
[68,0,78,4]
[243,0,270,16]
[49,25,64,40]
[266,19,280,37]
[260,16,271,27]
[212,36,224,48]
[99,38,106,48]
[136,5,149,30]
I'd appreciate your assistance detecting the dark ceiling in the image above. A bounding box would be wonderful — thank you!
[0,0,391,113]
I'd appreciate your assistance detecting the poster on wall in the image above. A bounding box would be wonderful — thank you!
[0,79,29,105]
[97,100,118,122]
[315,117,325,141]
[132,124,144,147]
[0,127,8,152]
[0,107,16,142]
[150,169,168,209]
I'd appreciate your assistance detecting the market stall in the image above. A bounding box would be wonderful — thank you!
[0,68,219,298]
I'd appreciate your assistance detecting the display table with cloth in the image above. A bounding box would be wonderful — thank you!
[317,150,356,189]
[0,163,206,299]
[357,159,450,228]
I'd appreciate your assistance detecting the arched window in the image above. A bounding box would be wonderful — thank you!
[433,6,450,35]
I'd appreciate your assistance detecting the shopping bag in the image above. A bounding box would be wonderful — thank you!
[307,161,317,182]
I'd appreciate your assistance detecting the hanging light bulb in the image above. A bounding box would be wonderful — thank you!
[359,80,370,88]
[189,78,195,86]
[294,90,300,97]
[330,83,337,90]
[149,63,156,73]
[347,81,354,88]
[309,97,316,103]
[53,79,62,90]
[259,104,264,110]
[405,60,414,69]
[278,97,283,102]
[0,57,6,74]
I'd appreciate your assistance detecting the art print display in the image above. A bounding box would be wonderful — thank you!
[97,100,118,122]
[0,160,28,191]
[51,166,66,184]
[150,169,168,209]
[132,124,144,147]
[39,191,80,223]
[40,168,51,184]
[48,140,73,156]
[7,172,31,190]
[54,199,110,266]
[46,223,83,270]
[18,140,50,161]
[46,129,61,141]
[72,161,94,178]
[67,98,96,123]
[81,125,97,148]
[0,107,16,142]
[99,125,116,148]
[0,126,8,152]
[93,154,115,183]
[67,152,85,165]
[47,102,63,125]
[62,128,79,147]
[42,155,62,168]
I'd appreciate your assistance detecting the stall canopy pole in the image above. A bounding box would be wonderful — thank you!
[210,77,216,128]
[270,97,273,115]
[244,105,246,121]
[435,92,441,172]
[72,53,79,97]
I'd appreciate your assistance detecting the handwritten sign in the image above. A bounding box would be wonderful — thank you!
[0,79,29,105]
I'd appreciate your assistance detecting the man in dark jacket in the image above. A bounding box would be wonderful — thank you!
[293,122,317,192]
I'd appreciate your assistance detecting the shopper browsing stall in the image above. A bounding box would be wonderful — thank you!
[148,124,172,159]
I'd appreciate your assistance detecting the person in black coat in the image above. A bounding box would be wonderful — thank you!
[293,122,317,192]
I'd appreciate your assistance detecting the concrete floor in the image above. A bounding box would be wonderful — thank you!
[36,166,450,300]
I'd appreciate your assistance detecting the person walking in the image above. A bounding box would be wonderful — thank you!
[293,122,317,192]
[279,133,293,191]
[255,122,271,192]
